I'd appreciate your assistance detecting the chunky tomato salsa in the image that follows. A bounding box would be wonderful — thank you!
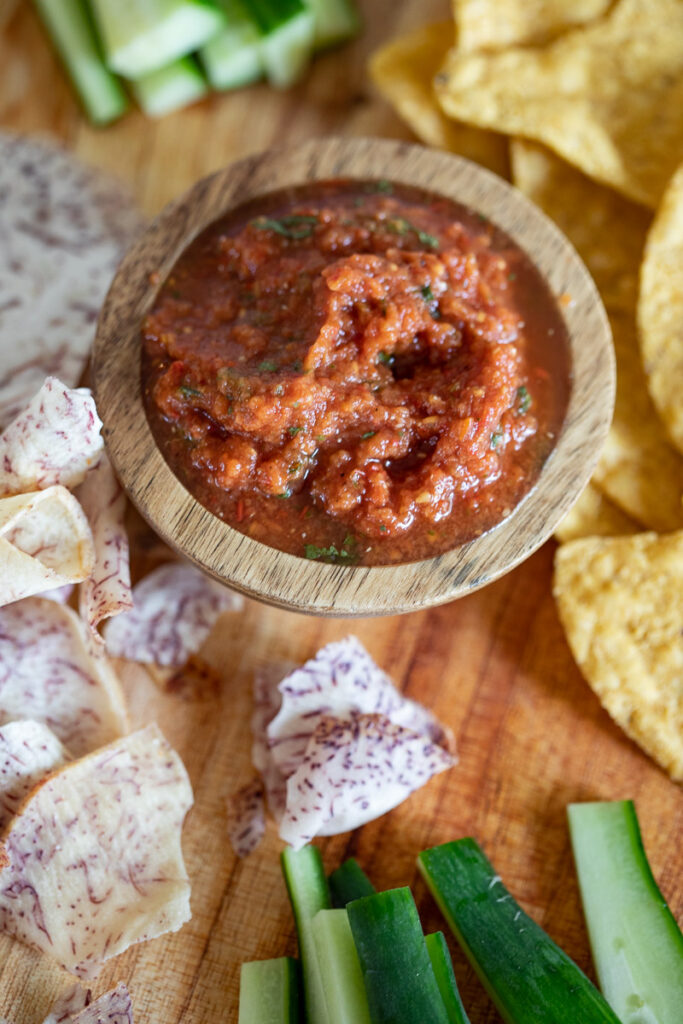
[142,180,570,565]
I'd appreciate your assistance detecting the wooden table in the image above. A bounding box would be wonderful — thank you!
[1,4,681,1022]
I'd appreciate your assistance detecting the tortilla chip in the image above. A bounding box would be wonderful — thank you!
[638,161,683,456]
[0,486,95,606]
[595,311,683,532]
[437,0,683,208]
[510,140,649,312]
[0,597,127,756]
[453,0,611,51]
[553,531,683,780]
[554,482,639,543]
[0,132,141,428]
[0,724,192,978]
[511,142,683,531]
[369,22,509,178]
[0,378,103,498]
[76,453,133,639]
[103,562,243,668]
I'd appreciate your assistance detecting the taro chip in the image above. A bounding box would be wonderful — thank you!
[436,0,683,208]
[369,22,509,178]
[279,712,455,849]
[0,724,192,978]
[554,482,639,544]
[266,636,453,778]
[510,142,683,531]
[0,720,69,832]
[42,985,90,1024]
[103,562,243,668]
[76,453,132,639]
[638,160,683,456]
[453,0,611,51]
[226,778,266,859]
[0,597,127,757]
[0,132,141,428]
[0,486,95,606]
[0,378,103,498]
[70,985,133,1024]
[553,530,683,781]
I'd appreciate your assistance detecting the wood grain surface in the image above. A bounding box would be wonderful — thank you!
[92,136,613,616]
[1,3,681,1023]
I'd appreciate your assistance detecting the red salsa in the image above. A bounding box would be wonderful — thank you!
[142,180,570,565]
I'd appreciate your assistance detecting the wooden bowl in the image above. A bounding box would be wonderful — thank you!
[93,136,614,616]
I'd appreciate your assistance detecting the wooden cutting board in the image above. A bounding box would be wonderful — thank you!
[0,3,681,1022]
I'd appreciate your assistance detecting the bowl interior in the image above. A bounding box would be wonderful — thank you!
[93,136,614,616]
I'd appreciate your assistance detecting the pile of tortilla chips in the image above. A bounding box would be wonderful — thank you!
[371,0,683,781]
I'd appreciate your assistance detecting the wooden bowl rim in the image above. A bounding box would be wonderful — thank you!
[93,136,615,616]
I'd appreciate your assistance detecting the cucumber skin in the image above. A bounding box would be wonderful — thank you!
[281,846,331,1024]
[419,839,623,1024]
[238,957,301,1024]
[569,800,683,1024]
[329,858,376,908]
[347,887,450,1024]
[425,932,472,1024]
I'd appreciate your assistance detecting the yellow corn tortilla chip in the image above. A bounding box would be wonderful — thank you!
[369,22,509,178]
[0,486,95,606]
[554,482,639,544]
[436,0,683,208]
[553,531,683,781]
[453,0,611,51]
[511,142,683,531]
[638,161,683,456]
[510,139,649,312]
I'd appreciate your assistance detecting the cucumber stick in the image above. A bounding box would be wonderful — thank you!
[418,839,622,1024]
[329,858,376,908]
[305,0,360,49]
[200,0,263,90]
[249,0,314,88]
[281,846,331,1024]
[131,56,207,116]
[311,909,371,1024]
[569,801,683,1024]
[347,887,450,1024]
[238,957,301,1024]
[89,0,226,78]
[425,932,471,1024]
[33,0,127,125]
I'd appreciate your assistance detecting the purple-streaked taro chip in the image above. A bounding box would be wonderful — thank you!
[70,984,133,1024]
[76,453,132,639]
[279,712,456,849]
[226,777,266,858]
[0,720,69,831]
[267,636,453,778]
[103,562,243,667]
[42,984,90,1024]
[0,133,141,428]
[0,597,127,756]
[0,725,192,978]
[0,485,95,606]
[251,662,295,822]
[0,379,103,497]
